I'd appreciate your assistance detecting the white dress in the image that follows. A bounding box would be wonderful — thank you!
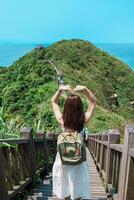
[52,150,91,200]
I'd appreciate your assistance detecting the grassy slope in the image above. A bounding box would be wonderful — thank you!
[0,39,134,133]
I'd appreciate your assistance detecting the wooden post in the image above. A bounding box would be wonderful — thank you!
[124,155,134,200]
[100,132,108,171]
[90,135,93,152]
[20,127,32,139]
[37,130,48,174]
[0,148,9,200]
[105,129,120,190]
[93,134,96,155]
[37,130,45,139]
[96,134,102,163]
[20,127,36,186]
[118,124,134,200]
[94,135,98,158]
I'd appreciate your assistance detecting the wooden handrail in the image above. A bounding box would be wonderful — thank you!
[110,144,123,152]
[0,128,56,200]
[87,124,134,200]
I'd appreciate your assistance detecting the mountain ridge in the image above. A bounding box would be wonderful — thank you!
[0,39,134,132]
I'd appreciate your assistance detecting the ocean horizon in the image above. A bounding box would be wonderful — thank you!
[96,43,134,71]
[0,42,134,71]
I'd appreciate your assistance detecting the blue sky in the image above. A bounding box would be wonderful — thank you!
[0,0,134,43]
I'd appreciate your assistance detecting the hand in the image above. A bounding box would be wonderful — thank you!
[74,85,86,93]
[58,85,73,92]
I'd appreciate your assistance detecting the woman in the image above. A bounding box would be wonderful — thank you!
[52,85,96,200]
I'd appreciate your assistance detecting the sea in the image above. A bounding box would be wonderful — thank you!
[0,43,134,71]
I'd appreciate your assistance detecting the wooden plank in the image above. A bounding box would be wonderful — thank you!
[86,149,107,199]
[110,144,123,153]
[124,157,134,199]
[27,149,107,200]
[118,124,134,200]
[3,147,13,190]
[0,139,29,144]
[0,148,9,200]
[105,130,120,189]
[37,130,49,174]
[20,127,36,186]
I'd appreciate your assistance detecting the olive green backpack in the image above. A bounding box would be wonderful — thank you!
[57,131,86,165]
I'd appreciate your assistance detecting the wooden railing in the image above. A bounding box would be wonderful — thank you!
[87,124,134,200]
[0,127,56,200]
[0,124,134,200]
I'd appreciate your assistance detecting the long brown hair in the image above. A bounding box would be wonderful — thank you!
[63,94,85,132]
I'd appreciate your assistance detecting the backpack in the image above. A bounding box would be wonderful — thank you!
[57,131,86,165]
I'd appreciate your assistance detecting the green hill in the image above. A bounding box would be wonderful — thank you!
[0,39,134,133]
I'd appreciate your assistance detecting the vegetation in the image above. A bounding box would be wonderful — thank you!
[0,107,24,139]
[0,39,134,137]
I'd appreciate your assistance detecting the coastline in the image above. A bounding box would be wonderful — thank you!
[0,43,134,71]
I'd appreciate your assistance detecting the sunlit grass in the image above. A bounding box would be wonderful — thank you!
[0,107,24,139]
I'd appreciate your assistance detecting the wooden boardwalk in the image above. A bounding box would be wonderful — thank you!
[86,149,107,199]
[27,149,107,200]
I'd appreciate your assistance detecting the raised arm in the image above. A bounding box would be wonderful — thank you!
[52,85,72,126]
[74,85,96,124]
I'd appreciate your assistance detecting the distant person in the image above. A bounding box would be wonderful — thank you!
[109,93,119,109]
[52,85,96,200]
[80,127,90,146]
[57,72,64,86]
[130,100,134,108]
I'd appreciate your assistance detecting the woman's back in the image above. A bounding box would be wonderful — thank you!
[52,85,96,200]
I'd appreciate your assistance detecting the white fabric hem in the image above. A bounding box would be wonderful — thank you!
[52,152,91,199]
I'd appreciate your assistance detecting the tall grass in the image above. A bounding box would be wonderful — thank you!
[0,107,24,139]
